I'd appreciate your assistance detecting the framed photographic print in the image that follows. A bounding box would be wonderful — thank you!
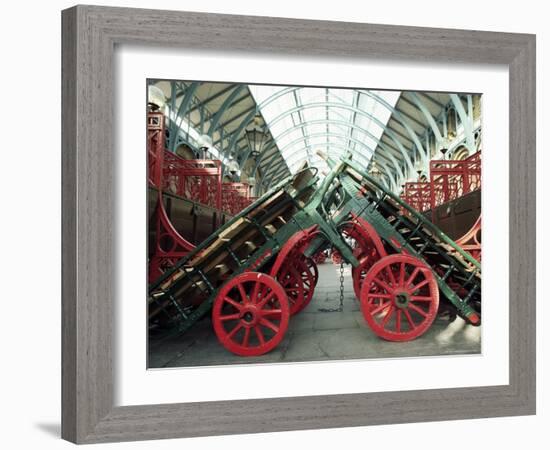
[62,5,536,444]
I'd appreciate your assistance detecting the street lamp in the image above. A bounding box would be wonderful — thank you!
[147,85,166,111]
[245,116,269,159]
[196,134,212,159]
[369,161,381,177]
[227,159,240,177]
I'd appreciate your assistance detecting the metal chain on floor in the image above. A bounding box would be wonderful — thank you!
[319,260,345,313]
[338,261,345,312]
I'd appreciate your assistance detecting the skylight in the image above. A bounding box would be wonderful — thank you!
[250,85,400,178]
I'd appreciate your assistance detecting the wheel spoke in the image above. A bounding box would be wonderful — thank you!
[227,322,243,339]
[219,313,240,322]
[408,303,429,318]
[255,326,266,345]
[257,291,276,308]
[409,278,429,294]
[399,262,406,285]
[251,280,261,304]
[237,283,248,304]
[367,293,392,299]
[242,327,251,346]
[410,295,433,301]
[395,310,402,332]
[403,310,417,330]
[405,267,420,286]
[261,309,282,316]
[260,317,279,333]
[284,287,302,293]
[385,265,397,287]
[372,276,393,293]
[371,301,391,315]
[381,305,394,327]
[223,296,243,311]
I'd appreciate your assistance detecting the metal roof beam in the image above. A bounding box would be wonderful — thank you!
[168,81,200,151]
[186,84,236,114]
[418,92,445,109]
[390,96,427,129]
[384,123,415,145]
[407,93,444,142]
[207,85,247,136]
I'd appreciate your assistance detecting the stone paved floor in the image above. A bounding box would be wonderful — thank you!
[148,263,481,368]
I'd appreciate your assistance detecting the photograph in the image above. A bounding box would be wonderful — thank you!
[146,80,482,368]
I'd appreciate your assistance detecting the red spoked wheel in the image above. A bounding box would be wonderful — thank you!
[313,251,327,265]
[277,255,316,315]
[277,264,305,315]
[293,256,316,313]
[212,272,290,356]
[351,237,382,300]
[304,256,319,286]
[342,220,385,300]
[360,254,439,341]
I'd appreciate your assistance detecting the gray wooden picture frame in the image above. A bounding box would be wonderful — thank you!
[61,5,536,444]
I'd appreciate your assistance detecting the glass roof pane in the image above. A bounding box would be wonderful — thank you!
[250,85,400,179]
[306,123,328,135]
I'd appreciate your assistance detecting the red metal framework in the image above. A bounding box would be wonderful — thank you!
[148,112,195,283]
[402,182,432,213]
[147,112,165,187]
[400,151,481,214]
[430,151,481,209]
[149,195,196,283]
[222,182,251,216]
[163,154,222,210]
[455,215,482,261]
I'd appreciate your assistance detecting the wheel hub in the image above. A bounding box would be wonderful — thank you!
[394,291,410,309]
[240,306,259,326]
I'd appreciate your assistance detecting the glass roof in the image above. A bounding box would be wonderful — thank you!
[250,86,400,177]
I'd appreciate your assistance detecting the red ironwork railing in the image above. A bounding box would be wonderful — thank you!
[399,151,482,261]
[403,182,432,213]
[401,151,481,213]
[163,153,222,210]
[222,182,251,216]
[430,151,481,209]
